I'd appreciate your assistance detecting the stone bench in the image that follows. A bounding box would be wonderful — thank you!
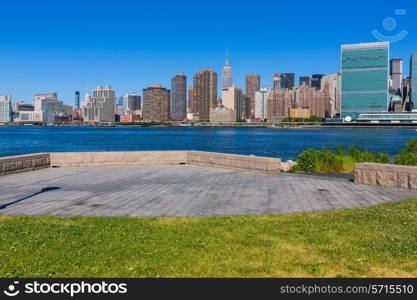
[355,163,417,190]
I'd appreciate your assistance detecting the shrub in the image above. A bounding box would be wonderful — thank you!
[394,139,417,166]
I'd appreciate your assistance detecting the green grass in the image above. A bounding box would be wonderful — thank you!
[1,199,417,278]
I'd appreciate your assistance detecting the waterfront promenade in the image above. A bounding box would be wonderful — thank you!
[1,164,416,217]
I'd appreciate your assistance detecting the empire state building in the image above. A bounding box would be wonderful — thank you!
[222,54,233,90]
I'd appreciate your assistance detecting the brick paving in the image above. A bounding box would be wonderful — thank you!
[0,165,416,217]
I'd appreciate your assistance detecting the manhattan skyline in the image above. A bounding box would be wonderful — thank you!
[1,0,416,106]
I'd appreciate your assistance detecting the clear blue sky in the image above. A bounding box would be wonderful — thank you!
[1,0,416,106]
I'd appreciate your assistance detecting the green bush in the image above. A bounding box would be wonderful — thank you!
[394,139,417,166]
[294,146,390,174]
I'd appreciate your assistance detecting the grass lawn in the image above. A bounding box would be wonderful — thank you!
[1,199,417,278]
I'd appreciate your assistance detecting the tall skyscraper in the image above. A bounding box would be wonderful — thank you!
[299,76,311,87]
[81,86,116,123]
[122,93,141,113]
[321,73,341,117]
[245,72,261,117]
[341,42,390,121]
[255,87,271,120]
[188,86,194,113]
[193,68,217,121]
[0,95,12,123]
[171,72,187,121]
[280,73,295,89]
[142,84,170,121]
[390,59,403,96]
[222,54,232,90]
[75,91,80,110]
[410,53,417,104]
[311,74,324,90]
[273,73,280,89]
[221,85,242,120]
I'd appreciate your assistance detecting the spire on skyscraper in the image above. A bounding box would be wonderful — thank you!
[222,49,233,90]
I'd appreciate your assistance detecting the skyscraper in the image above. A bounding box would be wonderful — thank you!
[221,85,242,120]
[142,84,170,121]
[171,72,187,121]
[279,73,295,89]
[75,91,80,110]
[341,42,390,121]
[267,89,294,121]
[273,73,280,89]
[188,86,194,113]
[122,93,141,113]
[193,68,217,121]
[390,59,403,96]
[245,72,260,117]
[299,76,311,87]
[255,87,271,120]
[222,54,232,90]
[311,74,324,90]
[81,86,116,123]
[411,53,417,104]
[0,95,12,123]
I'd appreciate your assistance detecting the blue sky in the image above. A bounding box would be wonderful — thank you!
[1,0,416,106]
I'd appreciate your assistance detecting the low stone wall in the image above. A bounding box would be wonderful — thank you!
[187,151,281,173]
[0,151,281,174]
[50,151,188,167]
[355,163,417,189]
[0,153,50,176]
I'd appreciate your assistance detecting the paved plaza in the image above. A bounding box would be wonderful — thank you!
[0,165,416,217]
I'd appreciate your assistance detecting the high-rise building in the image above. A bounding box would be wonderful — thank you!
[267,89,294,121]
[221,85,242,120]
[410,53,417,104]
[75,91,80,110]
[122,93,141,114]
[222,54,232,90]
[245,72,261,117]
[255,86,271,120]
[341,42,390,121]
[390,59,403,96]
[311,74,324,90]
[81,86,116,123]
[299,76,311,87]
[193,68,217,121]
[239,94,250,120]
[273,73,280,89]
[280,73,295,89]
[171,72,187,121]
[34,93,66,123]
[0,95,12,123]
[299,86,328,118]
[188,86,194,113]
[142,84,170,121]
[321,73,341,117]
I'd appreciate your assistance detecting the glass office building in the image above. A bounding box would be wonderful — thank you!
[340,42,389,121]
[411,53,417,104]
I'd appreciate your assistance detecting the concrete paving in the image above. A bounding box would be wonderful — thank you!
[0,165,416,218]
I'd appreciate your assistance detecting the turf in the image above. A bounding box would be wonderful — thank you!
[1,198,417,278]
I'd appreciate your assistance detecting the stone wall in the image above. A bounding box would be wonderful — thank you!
[0,151,282,174]
[187,151,281,173]
[50,151,188,167]
[0,153,50,176]
[355,163,417,189]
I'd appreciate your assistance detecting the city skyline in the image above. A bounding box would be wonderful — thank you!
[1,0,416,106]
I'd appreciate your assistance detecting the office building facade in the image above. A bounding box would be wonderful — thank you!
[142,84,170,121]
[245,72,261,117]
[255,86,271,120]
[0,95,12,123]
[171,73,187,121]
[390,59,403,96]
[193,68,217,121]
[280,73,295,89]
[411,53,417,104]
[299,76,311,87]
[341,42,390,121]
[81,86,116,123]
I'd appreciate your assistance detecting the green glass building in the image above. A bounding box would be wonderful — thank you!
[340,42,389,121]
